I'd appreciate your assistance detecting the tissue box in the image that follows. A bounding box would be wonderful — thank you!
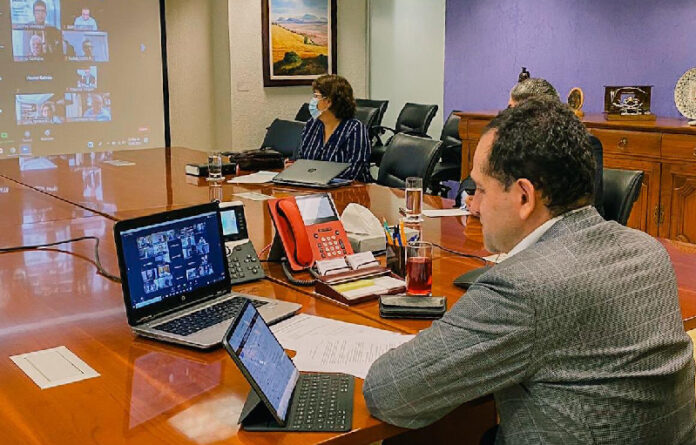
[348,227,419,253]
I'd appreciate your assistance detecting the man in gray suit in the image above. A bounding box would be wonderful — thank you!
[363,98,695,444]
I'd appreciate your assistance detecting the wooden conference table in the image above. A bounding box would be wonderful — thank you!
[0,147,694,444]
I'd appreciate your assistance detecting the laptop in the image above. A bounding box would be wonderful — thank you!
[272,159,352,188]
[223,299,354,432]
[113,202,301,349]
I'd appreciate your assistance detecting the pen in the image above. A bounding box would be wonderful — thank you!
[382,218,394,245]
[399,221,407,246]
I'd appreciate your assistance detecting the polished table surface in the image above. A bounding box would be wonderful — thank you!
[0,149,498,444]
[1,147,694,443]
[0,216,427,444]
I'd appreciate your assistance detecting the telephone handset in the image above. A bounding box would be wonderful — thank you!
[276,199,314,268]
[268,193,353,272]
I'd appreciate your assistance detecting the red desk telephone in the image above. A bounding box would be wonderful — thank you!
[268,193,353,271]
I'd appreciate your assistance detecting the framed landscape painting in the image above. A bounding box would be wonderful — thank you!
[262,0,337,87]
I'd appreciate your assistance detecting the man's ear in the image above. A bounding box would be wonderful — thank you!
[516,178,536,220]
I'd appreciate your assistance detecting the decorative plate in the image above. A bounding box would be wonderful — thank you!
[674,68,696,120]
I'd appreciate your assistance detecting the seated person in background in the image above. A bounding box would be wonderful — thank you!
[456,77,604,216]
[295,74,371,182]
[83,94,110,121]
[364,98,695,444]
[74,8,98,30]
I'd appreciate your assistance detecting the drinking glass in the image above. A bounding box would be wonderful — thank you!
[406,241,433,295]
[207,152,223,182]
[404,177,423,222]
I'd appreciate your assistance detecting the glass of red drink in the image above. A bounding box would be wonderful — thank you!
[406,241,433,295]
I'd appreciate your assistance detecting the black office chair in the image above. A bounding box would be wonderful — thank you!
[376,133,443,190]
[295,103,311,122]
[355,106,379,131]
[429,111,462,196]
[372,102,439,166]
[356,99,389,148]
[260,118,306,158]
[602,168,644,225]
[356,99,389,127]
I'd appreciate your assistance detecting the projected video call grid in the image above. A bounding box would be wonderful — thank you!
[10,1,111,126]
[0,0,164,157]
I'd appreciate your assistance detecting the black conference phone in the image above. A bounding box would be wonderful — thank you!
[219,201,265,284]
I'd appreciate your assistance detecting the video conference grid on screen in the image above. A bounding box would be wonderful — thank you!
[120,212,227,310]
[0,0,165,158]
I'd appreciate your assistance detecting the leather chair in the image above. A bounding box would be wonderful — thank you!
[355,98,389,128]
[376,133,443,190]
[355,106,379,131]
[295,103,311,122]
[260,118,306,158]
[602,168,644,225]
[372,102,439,166]
[429,111,462,196]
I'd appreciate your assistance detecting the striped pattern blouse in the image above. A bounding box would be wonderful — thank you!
[297,117,372,183]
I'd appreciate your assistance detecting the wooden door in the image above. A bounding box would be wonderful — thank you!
[660,162,696,243]
[603,155,661,236]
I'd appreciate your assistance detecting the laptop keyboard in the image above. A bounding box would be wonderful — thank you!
[153,297,267,336]
[287,373,353,431]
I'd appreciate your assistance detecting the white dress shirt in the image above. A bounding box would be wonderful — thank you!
[505,206,592,258]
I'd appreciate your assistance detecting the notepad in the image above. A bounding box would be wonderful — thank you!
[315,251,380,276]
[332,275,405,300]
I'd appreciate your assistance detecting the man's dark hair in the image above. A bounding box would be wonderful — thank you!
[484,97,595,216]
[312,74,356,120]
[33,0,47,11]
[510,78,559,103]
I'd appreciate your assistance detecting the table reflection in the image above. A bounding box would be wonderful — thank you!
[127,344,223,431]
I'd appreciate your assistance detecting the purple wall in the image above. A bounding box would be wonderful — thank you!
[444,0,696,118]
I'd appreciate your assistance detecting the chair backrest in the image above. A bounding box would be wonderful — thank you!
[395,103,439,136]
[377,133,443,189]
[355,106,379,130]
[260,118,306,158]
[438,111,462,165]
[295,103,311,122]
[355,99,389,127]
[602,168,644,225]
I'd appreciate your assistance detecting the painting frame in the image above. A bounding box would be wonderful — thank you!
[261,0,337,87]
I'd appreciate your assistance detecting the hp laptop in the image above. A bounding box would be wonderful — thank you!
[223,299,354,432]
[272,159,352,188]
[114,202,301,349]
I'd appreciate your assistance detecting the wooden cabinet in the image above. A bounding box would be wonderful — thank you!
[661,163,696,243]
[456,111,696,243]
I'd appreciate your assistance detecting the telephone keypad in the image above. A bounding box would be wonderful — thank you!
[226,241,264,284]
[315,232,347,259]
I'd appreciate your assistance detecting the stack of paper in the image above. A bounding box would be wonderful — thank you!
[227,171,277,184]
[270,314,414,378]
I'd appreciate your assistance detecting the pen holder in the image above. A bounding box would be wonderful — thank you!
[385,243,407,278]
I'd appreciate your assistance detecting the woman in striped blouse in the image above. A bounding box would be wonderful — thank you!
[296,74,372,182]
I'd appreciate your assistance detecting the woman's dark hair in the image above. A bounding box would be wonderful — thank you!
[312,74,356,119]
[484,97,595,216]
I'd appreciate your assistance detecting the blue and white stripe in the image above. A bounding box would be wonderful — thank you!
[297,118,372,182]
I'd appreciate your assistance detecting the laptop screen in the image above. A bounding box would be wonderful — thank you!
[118,210,227,311]
[225,301,299,422]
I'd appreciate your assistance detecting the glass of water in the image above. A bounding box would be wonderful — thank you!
[404,177,423,222]
[207,152,223,182]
